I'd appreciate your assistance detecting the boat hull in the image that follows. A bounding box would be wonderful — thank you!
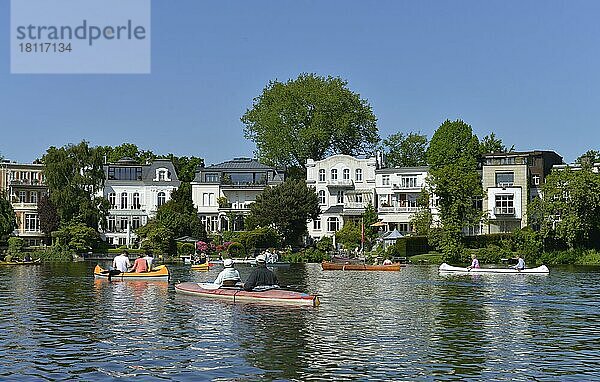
[438,263,549,274]
[0,260,41,266]
[175,282,320,307]
[93,264,170,280]
[321,261,401,271]
[191,263,210,271]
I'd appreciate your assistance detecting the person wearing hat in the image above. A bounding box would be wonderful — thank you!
[243,254,279,291]
[213,258,241,287]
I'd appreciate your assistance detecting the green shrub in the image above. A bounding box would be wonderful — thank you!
[177,242,195,256]
[463,233,513,249]
[7,237,25,255]
[227,242,245,257]
[282,248,330,263]
[29,245,73,262]
[316,236,333,252]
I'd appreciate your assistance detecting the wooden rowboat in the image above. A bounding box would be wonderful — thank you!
[93,264,170,280]
[321,261,402,271]
[0,259,41,266]
[438,263,549,274]
[175,282,320,307]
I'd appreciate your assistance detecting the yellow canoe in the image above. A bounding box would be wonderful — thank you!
[191,263,210,271]
[94,264,170,280]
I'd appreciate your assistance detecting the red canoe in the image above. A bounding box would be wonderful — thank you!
[321,261,402,271]
[175,282,320,307]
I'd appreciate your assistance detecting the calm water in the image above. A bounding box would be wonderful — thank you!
[0,262,598,381]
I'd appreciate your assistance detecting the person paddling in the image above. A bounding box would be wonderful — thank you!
[467,254,480,270]
[512,255,525,271]
[129,253,148,273]
[243,254,279,291]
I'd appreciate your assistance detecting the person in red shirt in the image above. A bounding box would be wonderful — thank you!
[129,253,148,273]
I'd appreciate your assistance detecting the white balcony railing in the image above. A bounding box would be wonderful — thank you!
[378,206,419,213]
[494,207,515,215]
[327,179,354,187]
[392,183,422,190]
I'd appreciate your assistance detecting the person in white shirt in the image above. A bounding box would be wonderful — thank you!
[143,252,154,271]
[213,259,241,287]
[112,251,131,273]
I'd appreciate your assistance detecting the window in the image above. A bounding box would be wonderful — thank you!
[29,191,38,204]
[131,216,141,230]
[157,192,166,207]
[331,169,338,180]
[343,169,350,180]
[120,192,128,209]
[382,175,390,186]
[355,168,362,181]
[108,167,142,181]
[318,190,326,205]
[205,173,219,183]
[19,191,26,203]
[327,217,340,232]
[203,193,209,206]
[496,172,514,187]
[108,192,116,208]
[313,219,321,230]
[158,170,166,181]
[356,193,363,203]
[495,194,515,215]
[211,216,219,232]
[25,214,39,232]
[398,223,409,233]
[402,176,417,188]
[337,190,344,204]
[132,192,141,209]
[318,169,326,182]
[532,175,540,186]
[120,217,129,231]
[107,216,116,232]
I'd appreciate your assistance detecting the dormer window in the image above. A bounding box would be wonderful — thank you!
[155,168,171,181]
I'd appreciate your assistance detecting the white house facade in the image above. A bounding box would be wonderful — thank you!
[191,157,284,233]
[99,158,180,246]
[306,155,377,240]
[375,166,438,235]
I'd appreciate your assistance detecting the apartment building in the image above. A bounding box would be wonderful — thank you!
[375,166,438,235]
[306,155,377,240]
[481,150,562,233]
[100,158,180,246]
[0,160,47,246]
[191,157,284,233]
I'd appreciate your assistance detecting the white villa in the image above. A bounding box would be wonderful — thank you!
[99,158,180,246]
[306,155,377,240]
[375,166,438,235]
[191,157,284,233]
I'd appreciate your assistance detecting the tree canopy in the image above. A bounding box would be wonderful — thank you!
[247,179,320,245]
[242,73,379,170]
[0,191,17,239]
[42,141,108,230]
[479,133,511,155]
[382,132,428,167]
[426,120,483,261]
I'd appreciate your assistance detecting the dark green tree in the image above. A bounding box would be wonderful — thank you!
[335,220,362,250]
[247,179,320,245]
[575,150,600,166]
[242,73,379,172]
[42,141,108,230]
[426,120,483,262]
[37,193,60,242]
[104,143,156,164]
[382,132,428,167]
[479,133,510,154]
[0,191,17,239]
[362,203,379,249]
[411,189,434,236]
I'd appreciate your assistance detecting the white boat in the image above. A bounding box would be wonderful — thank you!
[438,263,549,274]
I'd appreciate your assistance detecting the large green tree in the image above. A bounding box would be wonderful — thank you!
[242,73,379,172]
[529,165,600,249]
[0,191,17,239]
[37,193,60,241]
[575,149,600,166]
[103,143,156,164]
[426,120,483,261]
[247,179,320,245]
[42,141,108,230]
[382,132,428,167]
[479,133,511,154]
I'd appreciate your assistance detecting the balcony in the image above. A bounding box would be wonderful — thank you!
[378,206,419,214]
[11,202,39,210]
[496,182,514,188]
[494,207,515,216]
[327,179,354,188]
[9,179,46,187]
[392,183,422,190]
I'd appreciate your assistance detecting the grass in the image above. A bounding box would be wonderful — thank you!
[409,252,444,264]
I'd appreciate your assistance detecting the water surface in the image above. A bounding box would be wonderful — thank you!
[0,262,598,381]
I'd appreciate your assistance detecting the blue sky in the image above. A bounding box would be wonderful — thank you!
[1,0,599,164]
